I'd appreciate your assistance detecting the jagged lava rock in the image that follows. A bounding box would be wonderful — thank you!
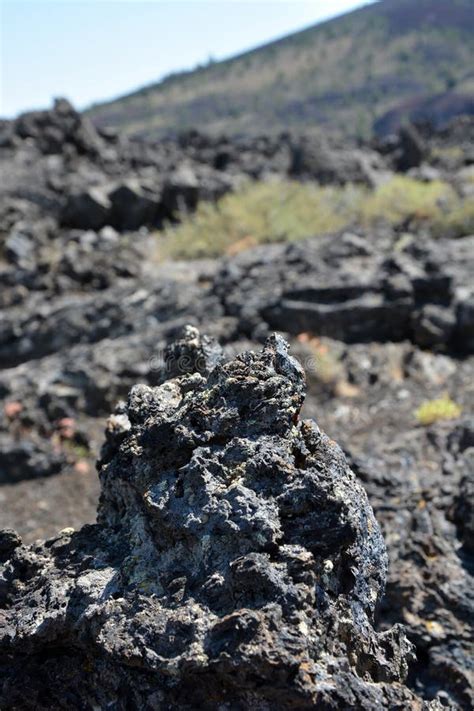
[1,329,428,709]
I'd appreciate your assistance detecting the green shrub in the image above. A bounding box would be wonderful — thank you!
[432,199,474,239]
[359,176,456,226]
[158,180,360,259]
[156,176,472,260]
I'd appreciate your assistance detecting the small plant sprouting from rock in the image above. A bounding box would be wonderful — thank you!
[415,395,462,425]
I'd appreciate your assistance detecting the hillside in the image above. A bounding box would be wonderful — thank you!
[87,0,474,139]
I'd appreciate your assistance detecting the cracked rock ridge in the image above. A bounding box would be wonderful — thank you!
[1,329,433,709]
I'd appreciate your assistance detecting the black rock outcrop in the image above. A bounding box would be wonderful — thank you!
[212,233,474,354]
[0,330,427,709]
[13,98,105,157]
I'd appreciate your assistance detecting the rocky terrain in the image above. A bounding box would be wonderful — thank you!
[0,100,473,708]
[1,329,427,709]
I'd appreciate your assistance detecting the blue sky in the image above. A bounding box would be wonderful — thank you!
[1,0,371,118]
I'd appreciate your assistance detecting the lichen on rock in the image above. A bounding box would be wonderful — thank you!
[0,329,431,709]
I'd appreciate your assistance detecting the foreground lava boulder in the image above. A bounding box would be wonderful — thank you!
[1,328,431,709]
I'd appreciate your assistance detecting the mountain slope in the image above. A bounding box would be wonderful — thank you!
[87,0,474,139]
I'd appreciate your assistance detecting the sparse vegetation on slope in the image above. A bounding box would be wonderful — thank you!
[87,0,474,139]
[157,176,471,259]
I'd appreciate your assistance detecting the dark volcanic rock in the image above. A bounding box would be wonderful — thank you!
[0,275,224,369]
[343,416,474,711]
[161,163,235,219]
[109,180,162,231]
[211,232,474,354]
[394,124,426,172]
[1,99,473,707]
[14,98,105,157]
[456,295,474,354]
[0,332,426,709]
[412,304,456,349]
[60,186,112,230]
[289,135,384,186]
[0,433,65,483]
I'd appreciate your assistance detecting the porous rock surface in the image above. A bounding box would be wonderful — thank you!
[1,329,425,709]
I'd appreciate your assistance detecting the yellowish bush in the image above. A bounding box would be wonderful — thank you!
[432,199,474,239]
[156,176,471,260]
[359,176,456,226]
[158,180,360,260]
[415,396,462,426]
